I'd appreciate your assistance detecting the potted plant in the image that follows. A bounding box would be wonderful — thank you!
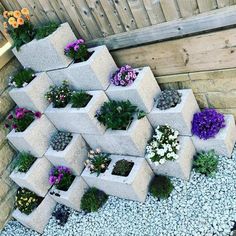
[47,41,117,90]
[6,107,56,157]
[82,155,153,202]
[191,109,236,157]
[106,65,161,112]
[49,166,88,211]
[145,125,195,180]
[45,82,109,134]
[45,131,87,175]
[83,100,153,156]
[9,68,54,112]
[147,89,200,136]
[12,188,56,233]
[10,152,53,197]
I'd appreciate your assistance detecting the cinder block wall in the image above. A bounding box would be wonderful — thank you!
[0,58,21,229]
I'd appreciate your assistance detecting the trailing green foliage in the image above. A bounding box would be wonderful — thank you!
[71,91,92,108]
[35,22,59,40]
[112,159,134,177]
[16,152,36,173]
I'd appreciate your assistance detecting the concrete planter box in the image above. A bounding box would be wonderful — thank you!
[47,45,117,90]
[191,114,236,157]
[10,157,52,197]
[45,134,87,176]
[106,67,161,112]
[49,176,88,211]
[12,194,56,234]
[147,89,200,136]
[9,72,54,113]
[45,91,108,134]
[12,23,76,72]
[146,136,196,180]
[7,115,56,157]
[82,155,153,202]
[83,117,153,156]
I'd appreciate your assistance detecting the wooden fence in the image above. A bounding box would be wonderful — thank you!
[0,0,236,41]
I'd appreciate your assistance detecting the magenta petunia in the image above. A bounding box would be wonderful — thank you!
[34,111,42,118]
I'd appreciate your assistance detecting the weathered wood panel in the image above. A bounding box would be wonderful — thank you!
[177,0,199,17]
[160,0,180,21]
[0,32,7,48]
[197,0,218,12]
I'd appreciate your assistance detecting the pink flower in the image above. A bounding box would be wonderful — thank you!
[7,114,13,120]
[34,111,42,118]
[4,124,9,128]
[12,124,17,129]
[16,111,24,119]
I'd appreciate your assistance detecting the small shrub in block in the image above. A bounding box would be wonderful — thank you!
[10,156,53,197]
[47,45,117,90]
[45,91,108,134]
[191,114,236,157]
[45,134,88,175]
[7,114,56,157]
[12,23,76,72]
[82,155,154,202]
[147,89,200,136]
[9,72,53,112]
[106,66,161,112]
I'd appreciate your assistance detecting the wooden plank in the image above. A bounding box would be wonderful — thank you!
[143,0,166,25]
[111,28,236,76]
[127,0,151,28]
[87,5,236,50]
[0,0,12,10]
[160,0,180,21]
[100,0,125,34]
[177,0,199,17]
[0,32,7,47]
[197,0,217,13]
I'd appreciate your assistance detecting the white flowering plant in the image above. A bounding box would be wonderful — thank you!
[146,125,180,165]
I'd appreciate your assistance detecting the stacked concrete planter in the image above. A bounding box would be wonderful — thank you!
[45,91,108,134]
[146,136,196,180]
[9,72,54,112]
[106,67,161,112]
[12,194,56,234]
[83,117,153,156]
[191,114,236,157]
[12,23,76,72]
[147,89,200,136]
[10,157,53,197]
[45,134,87,176]
[82,155,154,202]
[50,176,88,211]
[7,115,56,157]
[47,45,117,90]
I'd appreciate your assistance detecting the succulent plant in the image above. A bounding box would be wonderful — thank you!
[50,131,73,151]
[156,90,182,110]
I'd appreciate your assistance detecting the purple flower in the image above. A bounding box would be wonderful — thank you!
[49,176,57,185]
[7,114,13,120]
[34,111,42,118]
[74,45,79,51]
[12,124,17,129]
[4,124,9,128]
[16,111,24,119]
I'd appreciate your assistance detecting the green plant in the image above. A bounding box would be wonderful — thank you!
[71,91,92,108]
[112,159,134,177]
[15,188,43,215]
[149,175,174,199]
[16,152,36,173]
[193,150,218,176]
[9,68,35,88]
[35,22,59,40]
[52,205,70,226]
[81,187,108,212]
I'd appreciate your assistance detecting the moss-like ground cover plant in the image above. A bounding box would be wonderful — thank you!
[71,91,92,108]
[149,175,174,199]
[15,188,43,215]
[35,22,59,40]
[16,152,36,173]
[193,150,218,176]
[112,159,134,177]
[50,131,73,151]
[81,187,108,213]
[52,205,70,226]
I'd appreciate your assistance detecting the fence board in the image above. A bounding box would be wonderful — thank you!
[197,0,218,12]
[0,32,7,47]
[177,0,199,17]
[160,0,180,21]
[38,0,60,23]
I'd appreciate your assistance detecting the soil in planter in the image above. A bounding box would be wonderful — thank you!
[112,159,134,177]
[74,51,94,64]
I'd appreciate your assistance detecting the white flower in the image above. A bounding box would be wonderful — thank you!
[22,82,28,87]
[154,161,159,166]
[151,141,158,147]
[159,158,166,164]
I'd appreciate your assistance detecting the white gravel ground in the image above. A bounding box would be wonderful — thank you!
[1,145,236,236]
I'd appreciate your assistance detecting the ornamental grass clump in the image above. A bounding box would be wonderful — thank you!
[64,39,90,62]
[71,91,92,108]
[15,188,43,215]
[49,166,75,191]
[111,65,138,86]
[16,152,36,173]
[9,68,35,88]
[193,150,218,176]
[146,125,180,165]
[35,22,59,40]
[50,131,73,151]
[5,107,41,132]
[192,108,225,140]
[156,90,182,110]
[85,149,111,176]
[45,80,72,108]
[112,159,134,177]
[3,8,35,50]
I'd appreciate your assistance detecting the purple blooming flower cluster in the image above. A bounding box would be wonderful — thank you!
[49,166,72,185]
[64,39,84,53]
[191,108,225,140]
[111,65,138,87]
